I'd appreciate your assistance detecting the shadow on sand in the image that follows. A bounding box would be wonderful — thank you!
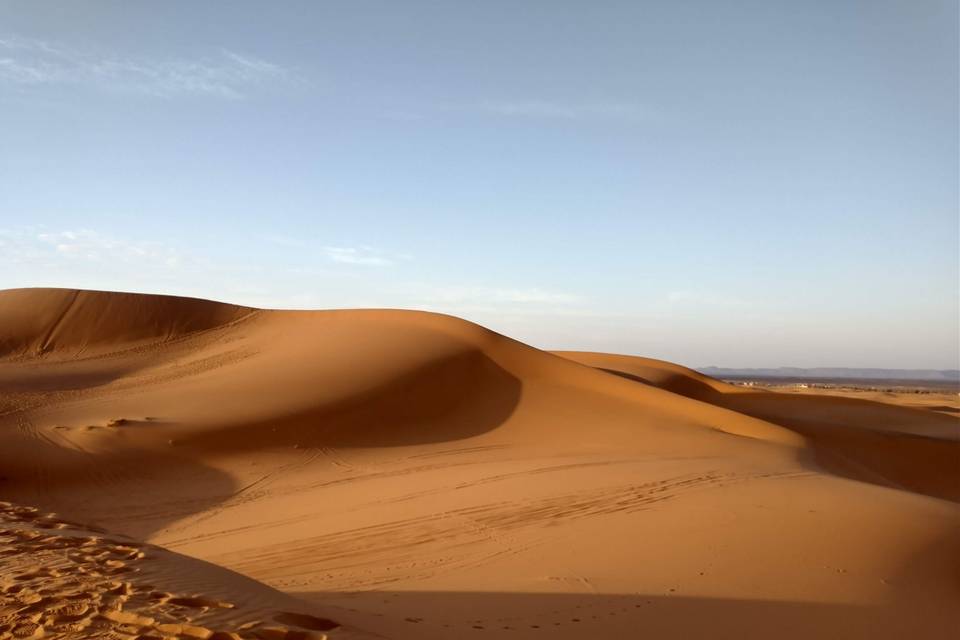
[599,366,960,503]
[0,349,522,539]
[181,349,523,450]
[300,589,954,640]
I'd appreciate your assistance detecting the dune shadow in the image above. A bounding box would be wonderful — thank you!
[317,350,522,447]
[297,493,959,639]
[185,349,523,450]
[599,367,722,400]
[17,498,952,639]
[925,405,960,414]
[598,367,656,386]
[596,364,960,503]
[299,589,952,640]
[0,349,521,540]
[0,429,239,541]
[714,391,960,502]
[0,360,140,393]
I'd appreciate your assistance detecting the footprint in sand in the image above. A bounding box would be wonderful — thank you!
[48,601,90,621]
[9,621,44,638]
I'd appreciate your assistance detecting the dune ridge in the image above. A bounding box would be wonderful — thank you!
[0,288,255,359]
[1,288,957,639]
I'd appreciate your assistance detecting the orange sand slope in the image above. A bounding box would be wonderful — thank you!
[0,288,958,640]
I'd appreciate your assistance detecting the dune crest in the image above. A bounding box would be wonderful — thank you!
[0,288,254,358]
[1,289,957,640]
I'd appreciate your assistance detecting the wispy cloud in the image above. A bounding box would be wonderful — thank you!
[1,226,612,352]
[264,235,409,267]
[0,226,308,308]
[0,34,294,98]
[1,228,185,268]
[321,246,409,267]
[478,100,646,121]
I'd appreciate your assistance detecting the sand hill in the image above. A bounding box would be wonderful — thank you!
[0,288,957,639]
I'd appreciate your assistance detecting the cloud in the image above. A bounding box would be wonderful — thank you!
[0,226,587,327]
[0,226,275,304]
[0,35,294,98]
[478,100,645,121]
[321,246,408,267]
[263,237,409,267]
[1,227,184,269]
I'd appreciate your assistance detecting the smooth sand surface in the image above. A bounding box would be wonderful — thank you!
[1,288,957,639]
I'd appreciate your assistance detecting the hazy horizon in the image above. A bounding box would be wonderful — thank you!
[2,1,957,369]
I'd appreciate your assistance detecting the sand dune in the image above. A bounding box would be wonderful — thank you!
[556,352,960,502]
[1,288,957,639]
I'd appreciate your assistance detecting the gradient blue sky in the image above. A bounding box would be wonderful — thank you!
[1,1,957,368]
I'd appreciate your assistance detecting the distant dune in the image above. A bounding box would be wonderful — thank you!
[698,365,960,382]
[1,288,957,639]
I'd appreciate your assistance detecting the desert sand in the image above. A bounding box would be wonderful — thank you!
[721,380,960,418]
[0,288,957,640]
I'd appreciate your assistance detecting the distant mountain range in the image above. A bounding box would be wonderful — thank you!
[697,367,960,382]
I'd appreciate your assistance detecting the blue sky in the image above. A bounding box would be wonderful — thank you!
[1,1,957,368]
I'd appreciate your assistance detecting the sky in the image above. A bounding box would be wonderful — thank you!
[0,1,957,369]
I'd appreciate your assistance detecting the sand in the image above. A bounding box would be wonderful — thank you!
[721,380,960,417]
[0,288,957,640]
